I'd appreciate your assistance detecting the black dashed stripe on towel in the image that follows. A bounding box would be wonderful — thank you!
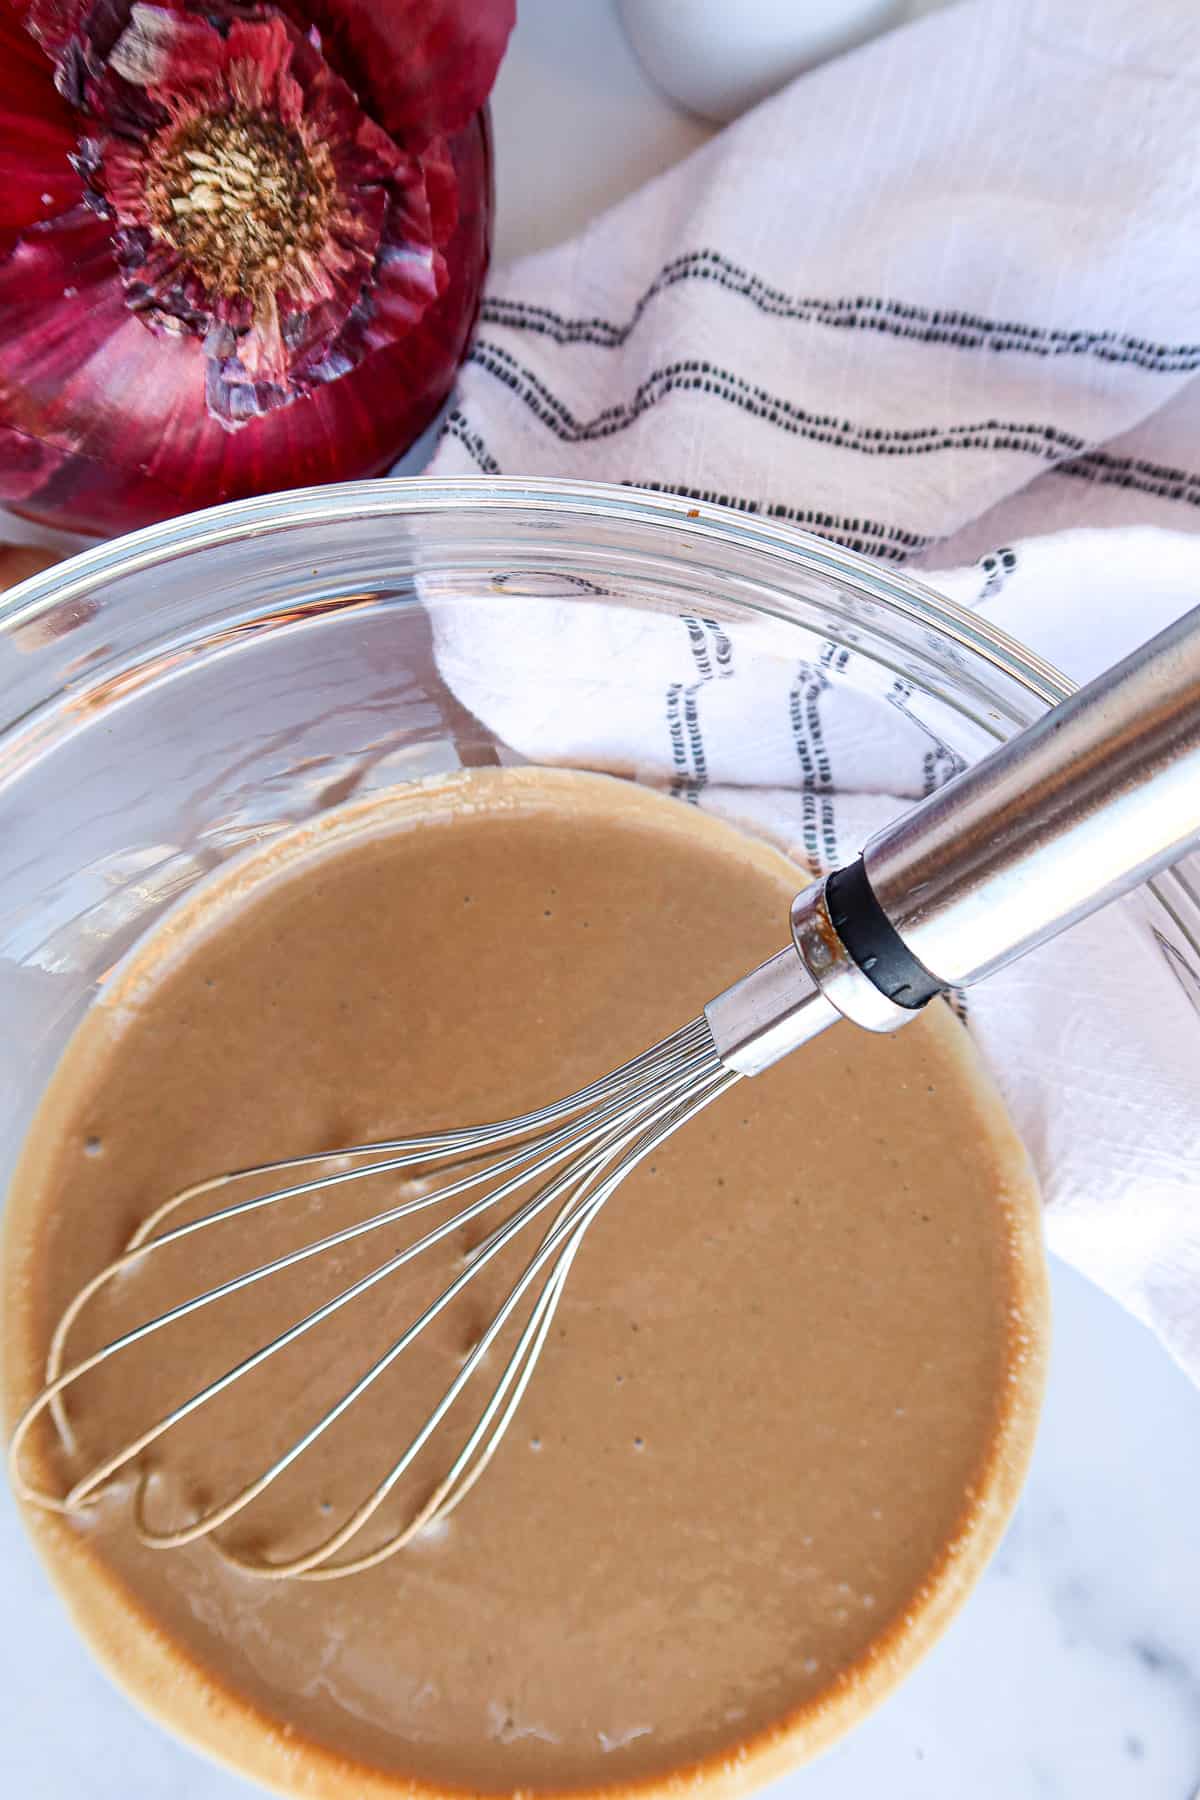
[480,251,1200,373]
[788,663,838,870]
[682,615,735,683]
[887,679,966,796]
[441,409,501,474]
[1053,449,1200,509]
[976,546,1019,602]
[665,614,733,803]
[664,679,708,804]
[626,481,932,563]
[467,341,1090,462]
[706,617,734,679]
[682,687,706,801]
[683,616,714,681]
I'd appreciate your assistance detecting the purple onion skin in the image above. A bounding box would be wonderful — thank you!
[0,1,510,535]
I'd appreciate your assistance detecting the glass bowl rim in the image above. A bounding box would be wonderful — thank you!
[0,475,1077,706]
[3,475,1196,974]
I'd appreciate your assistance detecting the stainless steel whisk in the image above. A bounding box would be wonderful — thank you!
[11,604,1200,1580]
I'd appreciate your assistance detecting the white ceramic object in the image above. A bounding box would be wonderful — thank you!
[617,0,906,123]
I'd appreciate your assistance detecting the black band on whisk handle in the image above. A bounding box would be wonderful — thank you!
[708,604,1200,1076]
[823,859,941,1009]
[852,600,1200,999]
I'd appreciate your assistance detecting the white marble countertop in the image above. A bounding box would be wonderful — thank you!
[4,3,1200,1796]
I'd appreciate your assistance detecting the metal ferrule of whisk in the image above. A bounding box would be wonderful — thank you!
[10,605,1200,1579]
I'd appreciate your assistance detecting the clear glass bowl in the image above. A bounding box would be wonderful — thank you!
[2,476,1198,1788]
[3,477,1198,1176]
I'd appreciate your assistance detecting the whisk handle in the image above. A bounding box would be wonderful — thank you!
[800,601,1200,1029]
[708,605,1200,1074]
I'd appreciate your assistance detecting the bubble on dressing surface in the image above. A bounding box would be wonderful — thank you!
[598,1724,653,1752]
[487,1701,560,1745]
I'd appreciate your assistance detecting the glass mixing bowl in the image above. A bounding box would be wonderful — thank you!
[2,477,1198,1792]
[3,476,1197,1157]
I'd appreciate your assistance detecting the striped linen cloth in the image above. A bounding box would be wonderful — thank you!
[428,0,1200,1382]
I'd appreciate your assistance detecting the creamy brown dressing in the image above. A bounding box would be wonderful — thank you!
[3,770,1046,1794]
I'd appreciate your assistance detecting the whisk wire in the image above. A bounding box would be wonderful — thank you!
[136,1035,728,1565]
[218,1051,738,1580]
[10,1018,735,1577]
[18,1022,717,1514]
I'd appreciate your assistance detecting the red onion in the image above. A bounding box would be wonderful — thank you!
[0,0,513,535]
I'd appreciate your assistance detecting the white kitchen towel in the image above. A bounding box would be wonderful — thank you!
[427,0,1200,1382]
[434,0,1200,566]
